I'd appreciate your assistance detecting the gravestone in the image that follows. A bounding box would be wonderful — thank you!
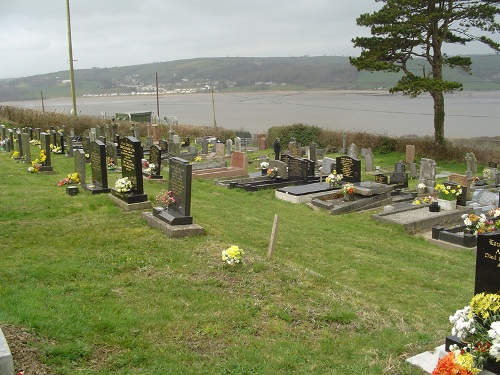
[147,145,163,179]
[307,142,317,162]
[201,139,209,154]
[51,130,59,147]
[475,231,500,295]
[339,133,348,154]
[288,138,300,157]
[15,130,23,158]
[406,145,415,163]
[419,158,436,189]
[66,135,74,157]
[152,124,160,144]
[390,161,408,188]
[39,133,53,171]
[153,157,193,225]
[361,148,374,172]
[348,143,358,160]
[269,159,288,179]
[83,140,110,194]
[21,133,31,164]
[235,137,242,152]
[111,136,148,204]
[168,140,181,157]
[82,137,90,156]
[409,162,418,178]
[144,136,153,151]
[215,143,225,157]
[59,134,65,154]
[8,129,14,149]
[321,157,336,174]
[173,134,181,145]
[465,152,478,179]
[106,142,118,164]
[0,124,5,140]
[226,139,233,157]
[336,155,361,183]
[75,149,86,185]
[374,174,389,184]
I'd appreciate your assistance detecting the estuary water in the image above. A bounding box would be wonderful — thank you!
[2,90,499,138]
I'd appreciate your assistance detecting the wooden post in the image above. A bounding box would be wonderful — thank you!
[267,214,279,259]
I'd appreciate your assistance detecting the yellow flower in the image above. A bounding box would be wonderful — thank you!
[456,351,480,374]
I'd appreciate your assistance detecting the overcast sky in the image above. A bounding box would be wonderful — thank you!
[1,0,497,79]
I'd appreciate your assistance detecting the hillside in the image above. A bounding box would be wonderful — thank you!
[0,55,499,101]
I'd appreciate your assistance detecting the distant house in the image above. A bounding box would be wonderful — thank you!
[115,111,153,122]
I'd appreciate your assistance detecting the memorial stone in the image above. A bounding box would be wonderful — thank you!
[448,173,470,200]
[361,148,374,172]
[390,161,408,188]
[106,142,118,164]
[465,152,478,179]
[147,145,163,179]
[475,231,500,295]
[8,129,14,148]
[269,159,288,179]
[288,138,300,157]
[444,181,467,206]
[83,140,110,194]
[75,149,86,185]
[419,158,437,189]
[21,133,31,163]
[336,155,361,183]
[348,143,358,160]
[39,133,53,171]
[374,174,389,184]
[226,139,233,157]
[201,139,209,154]
[15,130,23,158]
[215,143,225,157]
[111,136,148,204]
[406,145,416,163]
[308,142,318,162]
[235,137,242,152]
[0,125,5,140]
[321,157,336,175]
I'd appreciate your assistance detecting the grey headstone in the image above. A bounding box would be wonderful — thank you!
[21,133,31,163]
[348,143,358,159]
[226,139,233,156]
[235,137,242,152]
[75,149,86,184]
[269,159,288,179]
[321,157,336,174]
[361,148,374,172]
[419,158,436,189]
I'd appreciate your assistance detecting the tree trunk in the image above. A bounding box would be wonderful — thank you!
[431,90,445,145]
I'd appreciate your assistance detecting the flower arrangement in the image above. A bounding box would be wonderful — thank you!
[325,171,343,188]
[155,190,176,209]
[194,156,203,162]
[461,213,490,235]
[57,172,80,186]
[417,182,427,190]
[437,292,500,374]
[28,150,46,173]
[342,183,354,196]
[142,159,149,169]
[51,145,62,154]
[472,176,480,183]
[483,169,491,179]
[107,157,116,170]
[144,163,157,176]
[267,166,279,178]
[114,177,133,192]
[29,139,40,146]
[412,196,433,205]
[11,151,19,158]
[435,183,462,201]
[221,245,244,266]
[260,161,269,169]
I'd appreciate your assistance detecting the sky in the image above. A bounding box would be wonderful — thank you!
[0,0,498,79]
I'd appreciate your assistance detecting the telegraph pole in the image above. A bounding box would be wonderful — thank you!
[66,0,77,116]
[211,84,217,127]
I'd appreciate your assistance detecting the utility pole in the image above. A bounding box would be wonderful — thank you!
[211,84,217,127]
[66,0,77,116]
[156,72,160,119]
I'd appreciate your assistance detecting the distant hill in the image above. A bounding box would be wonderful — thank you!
[0,55,499,102]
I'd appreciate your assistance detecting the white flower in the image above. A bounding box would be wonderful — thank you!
[490,342,500,360]
[488,321,500,341]
[260,161,269,169]
[417,183,426,189]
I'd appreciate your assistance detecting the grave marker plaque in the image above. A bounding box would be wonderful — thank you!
[336,155,361,183]
[39,133,53,171]
[75,149,86,185]
[83,140,110,194]
[21,133,31,164]
[475,232,500,295]
[374,174,389,184]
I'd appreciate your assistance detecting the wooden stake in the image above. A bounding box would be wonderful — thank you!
[267,214,279,259]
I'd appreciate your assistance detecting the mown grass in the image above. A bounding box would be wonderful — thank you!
[0,146,477,374]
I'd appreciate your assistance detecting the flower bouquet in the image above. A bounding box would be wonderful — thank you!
[114,177,133,193]
[412,196,433,205]
[51,145,62,154]
[57,172,80,186]
[260,161,269,169]
[435,183,462,201]
[155,189,176,210]
[221,245,244,266]
[342,183,354,195]
[435,293,500,374]
[107,157,116,170]
[267,166,279,178]
[325,171,343,188]
[461,213,495,235]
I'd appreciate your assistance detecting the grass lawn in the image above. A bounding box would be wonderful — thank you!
[0,146,477,374]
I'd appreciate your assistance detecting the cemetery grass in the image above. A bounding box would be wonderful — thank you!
[0,148,476,375]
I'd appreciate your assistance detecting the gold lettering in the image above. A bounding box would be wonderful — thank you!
[490,239,500,249]
[485,252,497,261]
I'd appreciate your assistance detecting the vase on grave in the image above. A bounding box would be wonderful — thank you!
[417,187,426,195]
[344,193,354,201]
[261,168,268,176]
[437,199,457,211]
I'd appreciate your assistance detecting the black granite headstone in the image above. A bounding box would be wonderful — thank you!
[475,232,500,295]
[111,136,148,204]
[83,140,110,194]
[153,157,193,225]
[374,174,389,184]
[336,155,361,183]
[148,145,163,179]
[39,133,53,171]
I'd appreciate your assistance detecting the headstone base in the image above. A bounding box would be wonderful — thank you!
[153,207,193,225]
[142,212,204,238]
[108,193,152,212]
[82,184,111,195]
[143,173,164,180]
[38,165,54,172]
[111,189,148,204]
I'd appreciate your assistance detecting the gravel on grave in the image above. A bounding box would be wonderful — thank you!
[2,324,54,375]
[382,206,450,224]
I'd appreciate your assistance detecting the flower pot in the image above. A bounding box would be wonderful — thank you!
[261,168,268,176]
[344,193,354,201]
[438,199,457,211]
[417,187,426,195]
